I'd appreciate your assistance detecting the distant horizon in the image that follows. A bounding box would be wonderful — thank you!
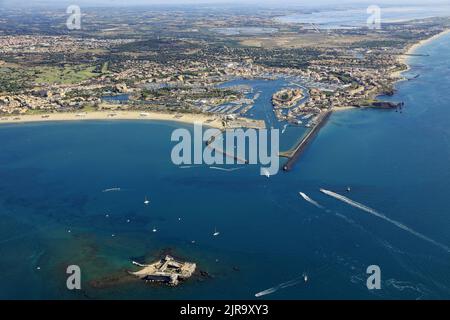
[2,0,450,9]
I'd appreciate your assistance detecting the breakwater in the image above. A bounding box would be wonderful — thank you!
[282,110,332,171]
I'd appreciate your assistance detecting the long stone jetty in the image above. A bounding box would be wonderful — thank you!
[282,110,332,171]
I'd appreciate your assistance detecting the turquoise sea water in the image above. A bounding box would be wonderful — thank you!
[1,33,450,299]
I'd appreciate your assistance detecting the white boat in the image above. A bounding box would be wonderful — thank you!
[213,227,220,237]
[299,192,309,202]
[299,192,323,209]
[304,274,308,282]
[152,227,157,233]
[144,196,150,205]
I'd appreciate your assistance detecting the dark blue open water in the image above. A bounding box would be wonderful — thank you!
[1,33,450,299]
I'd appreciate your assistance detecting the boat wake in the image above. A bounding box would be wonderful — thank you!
[131,260,147,267]
[102,187,122,193]
[299,192,324,209]
[334,212,356,224]
[255,276,304,297]
[320,189,450,253]
[261,167,271,178]
[209,166,243,172]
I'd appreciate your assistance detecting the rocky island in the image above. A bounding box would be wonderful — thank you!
[130,255,196,286]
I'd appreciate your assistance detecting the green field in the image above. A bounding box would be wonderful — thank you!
[35,65,98,85]
[0,65,36,93]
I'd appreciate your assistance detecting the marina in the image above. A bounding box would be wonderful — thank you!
[0,3,450,300]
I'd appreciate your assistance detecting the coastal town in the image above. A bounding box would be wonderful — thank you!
[1,6,449,128]
[2,1,450,304]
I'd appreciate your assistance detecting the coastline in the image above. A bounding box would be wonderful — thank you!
[332,106,357,112]
[285,30,450,167]
[396,28,450,75]
[0,111,225,128]
[2,30,448,131]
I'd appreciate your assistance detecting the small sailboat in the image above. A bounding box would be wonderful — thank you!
[346,187,351,192]
[213,227,220,237]
[303,273,308,282]
[144,196,150,205]
[152,227,157,233]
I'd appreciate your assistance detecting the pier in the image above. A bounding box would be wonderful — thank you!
[205,130,249,164]
[282,110,332,171]
[402,53,430,57]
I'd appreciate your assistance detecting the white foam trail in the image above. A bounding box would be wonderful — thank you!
[131,261,147,267]
[320,189,450,253]
[299,192,324,209]
[255,287,277,297]
[209,166,243,172]
[255,276,303,297]
[102,187,121,192]
[334,212,355,225]
[261,168,271,178]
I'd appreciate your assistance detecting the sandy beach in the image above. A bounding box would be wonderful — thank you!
[0,111,225,128]
[332,30,450,113]
[2,30,448,126]
[332,106,357,112]
[396,28,450,73]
